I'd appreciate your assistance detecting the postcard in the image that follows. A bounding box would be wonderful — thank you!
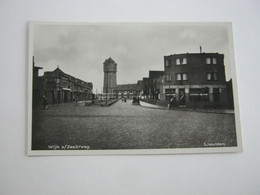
[28,22,242,155]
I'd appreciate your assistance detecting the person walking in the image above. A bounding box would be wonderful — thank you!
[170,96,174,109]
[74,95,79,106]
[42,95,48,110]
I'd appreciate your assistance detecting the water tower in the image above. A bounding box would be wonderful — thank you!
[103,57,117,95]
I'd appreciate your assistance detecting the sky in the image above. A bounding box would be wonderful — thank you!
[32,23,234,93]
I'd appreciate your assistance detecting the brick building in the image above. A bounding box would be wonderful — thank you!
[114,84,140,99]
[148,70,165,99]
[160,52,230,108]
[43,67,93,104]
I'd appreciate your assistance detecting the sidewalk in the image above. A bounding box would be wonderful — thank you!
[139,101,234,114]
[139,101,166,109]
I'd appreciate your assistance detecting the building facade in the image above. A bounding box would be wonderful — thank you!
[103,57,117,94]
[32,57,44,107]
[43,67,93,104]
[114,83,140,99]
[160,53,230,108]
[142,77,151,98]
[149,70,165,99]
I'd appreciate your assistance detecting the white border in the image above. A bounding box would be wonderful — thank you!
[27,22,243,156]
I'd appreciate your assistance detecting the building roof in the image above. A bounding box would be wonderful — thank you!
[115,84,138,91]
[33,66,43,70]
[149,70,164,79]
[44,67,93,88]
[103,57,117,65]
[164,52,224,58]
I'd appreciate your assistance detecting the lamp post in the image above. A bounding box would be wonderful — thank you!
[106,74,108,106]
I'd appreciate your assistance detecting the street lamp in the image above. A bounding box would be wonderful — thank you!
[106,74,108,106]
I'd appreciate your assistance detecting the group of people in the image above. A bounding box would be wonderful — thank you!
[121,96,140,105]
[132,96,140,105]
[121,96,127,102]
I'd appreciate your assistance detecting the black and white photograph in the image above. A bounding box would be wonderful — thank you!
[28,22,242,155]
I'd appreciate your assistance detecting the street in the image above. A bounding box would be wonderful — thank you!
[32,100,237,150]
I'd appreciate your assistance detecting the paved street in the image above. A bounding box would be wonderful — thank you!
[32,100,237,150]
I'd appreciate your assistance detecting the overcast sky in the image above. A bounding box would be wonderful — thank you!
[32,23,234,93]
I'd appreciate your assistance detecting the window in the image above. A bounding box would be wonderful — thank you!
[182,58,187,64]
[183,73,188,80]
[206,73,218,81]
[207,73,211,80]
[165,89,175,101]
[165,74,172,82]
[206,57,217,64]
[206,58,211,64]
[176,73,182,81]
[213,73,218,80]
[189,88,209,104]
[176,58,187,65]
[176,59,180,65]
[165,59,171,67]
[176,73,188,81]
[212,58,217,64]
[47,77,54,83]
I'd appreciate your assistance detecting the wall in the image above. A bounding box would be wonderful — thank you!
[165,54,226,85]
[0,1,260,195]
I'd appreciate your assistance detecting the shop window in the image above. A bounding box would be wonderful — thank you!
[165,88,175,101]
[189,88,209,105]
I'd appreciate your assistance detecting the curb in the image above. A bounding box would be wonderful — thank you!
[139,101,234,114]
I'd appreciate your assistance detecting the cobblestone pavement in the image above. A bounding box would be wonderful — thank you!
[32,100,237,150]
